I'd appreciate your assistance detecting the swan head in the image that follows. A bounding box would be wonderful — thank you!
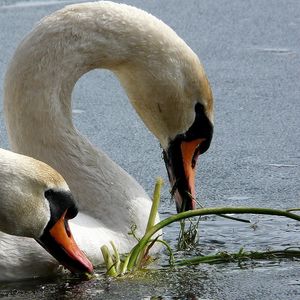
[0,149,93,274]
[119,45,214,212]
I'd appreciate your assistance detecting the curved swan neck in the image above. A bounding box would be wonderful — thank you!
[5,2,206,148]
[4,2,209,225]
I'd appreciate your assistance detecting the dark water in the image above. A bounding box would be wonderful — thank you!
[0,206,299,299]
[0,0,300,299]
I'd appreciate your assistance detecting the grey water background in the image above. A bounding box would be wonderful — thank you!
[0,0,299,299]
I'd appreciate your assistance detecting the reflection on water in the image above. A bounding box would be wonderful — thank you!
[1,205,299,300]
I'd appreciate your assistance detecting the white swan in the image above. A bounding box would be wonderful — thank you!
[2,1,213,280]
[0,148,93,281]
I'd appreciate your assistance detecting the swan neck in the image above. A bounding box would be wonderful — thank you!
[5,2,203,149]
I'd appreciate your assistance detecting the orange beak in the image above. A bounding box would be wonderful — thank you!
[163,138,207,212]
[180,138,204,206]
[38,211,93,274]
[163,102,213,212]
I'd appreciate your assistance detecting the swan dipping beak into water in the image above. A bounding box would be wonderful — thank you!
[0,149,93,276]
[2,1,213,279]
[4,1,213,213]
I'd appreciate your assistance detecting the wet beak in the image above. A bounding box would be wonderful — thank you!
[37,211,93,274]
[164,138,206,212]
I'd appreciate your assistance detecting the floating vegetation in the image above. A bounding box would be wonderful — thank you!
[177,217,200,250]
[100,178,300,277]
[173,247,300,267]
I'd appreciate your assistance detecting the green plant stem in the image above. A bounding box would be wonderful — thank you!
[126,207,300,271]
[120,250,131,275]
[110,241,121,273]
[146,177,163,232]
[286,208,300,212]
[101,245,118,277]
[154,239,175,266]
[173,248,300,266]
[136,177,163,267]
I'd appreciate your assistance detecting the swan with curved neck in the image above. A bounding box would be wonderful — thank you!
[3,1,213,279]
